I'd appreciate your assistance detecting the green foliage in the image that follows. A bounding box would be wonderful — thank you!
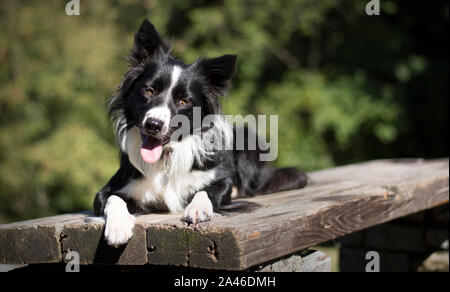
[0,0,447,223]
[259,71,399,169]
[0,1,122,221]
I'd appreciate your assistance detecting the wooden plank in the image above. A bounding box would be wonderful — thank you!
[140,158,448,270]
[60,220,147,265]
[0,158,448,269]
[0,213,150,265]
[214,158,449,269]
[0,213,85,264]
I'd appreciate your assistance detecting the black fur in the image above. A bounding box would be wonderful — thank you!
[94,19,307,217]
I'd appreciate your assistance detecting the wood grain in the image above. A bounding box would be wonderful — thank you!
[0,158,448,270]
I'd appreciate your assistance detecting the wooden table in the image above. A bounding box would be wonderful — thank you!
[1,158,448,270]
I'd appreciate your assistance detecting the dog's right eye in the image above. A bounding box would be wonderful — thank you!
[144,87,155,97]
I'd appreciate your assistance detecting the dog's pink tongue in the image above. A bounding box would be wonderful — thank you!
[140,146,162,163]
[140,136,163,164]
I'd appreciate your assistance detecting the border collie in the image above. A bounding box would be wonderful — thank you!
[93,19,308,247]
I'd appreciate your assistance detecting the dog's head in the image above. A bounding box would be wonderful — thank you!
[110,19,237,164]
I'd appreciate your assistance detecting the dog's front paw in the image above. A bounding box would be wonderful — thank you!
[104,195,136,247]
[183,191,213,224]
[104,213,135,247]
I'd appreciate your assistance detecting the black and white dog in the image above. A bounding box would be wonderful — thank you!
[93,19,308,247]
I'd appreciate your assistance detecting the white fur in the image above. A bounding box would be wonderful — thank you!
[168,66,182,97]
[183,191,213,223]
[141,66,183,136]
[111,108,128,153]
[120,168,215,212]
[110,66,183,152]
[122,126,218,212]
[165,134,208,174]
[126,115,232,175]
[231,186,238,199]
[120,99,233,215]
[103,195,136,247]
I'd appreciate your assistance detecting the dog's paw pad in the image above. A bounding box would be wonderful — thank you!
[183,191,213,224]
[104,213,135,247]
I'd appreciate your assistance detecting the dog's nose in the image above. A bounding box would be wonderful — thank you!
[144,118,164,135]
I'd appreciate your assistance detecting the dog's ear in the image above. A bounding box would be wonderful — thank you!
[196,54,237,96]
[129,19,169,65]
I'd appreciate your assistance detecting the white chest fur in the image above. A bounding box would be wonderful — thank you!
[120,127,217,212]
[120,167,215,212]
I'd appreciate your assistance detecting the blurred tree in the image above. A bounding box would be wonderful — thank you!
[0,0,447,223]
[0,1,123,221]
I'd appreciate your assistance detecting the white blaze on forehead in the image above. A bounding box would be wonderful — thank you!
[142,66,182,130]
[168,65,182,97]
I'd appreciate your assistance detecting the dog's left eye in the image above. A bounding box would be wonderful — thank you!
[144,87,155,97]
[177,98,191,106]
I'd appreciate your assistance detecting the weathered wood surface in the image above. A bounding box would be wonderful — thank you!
[0,158,448,270]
